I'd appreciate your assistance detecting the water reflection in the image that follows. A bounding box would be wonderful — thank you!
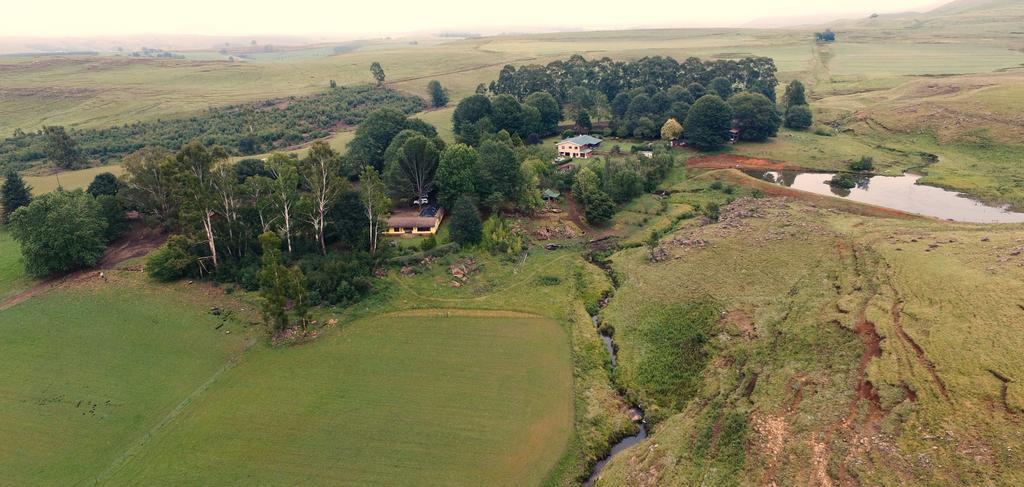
[745,170,1024,223]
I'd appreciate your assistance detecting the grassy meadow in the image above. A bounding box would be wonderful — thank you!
[593,192,1024,485]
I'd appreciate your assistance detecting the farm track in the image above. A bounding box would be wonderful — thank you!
[0,225,165,311]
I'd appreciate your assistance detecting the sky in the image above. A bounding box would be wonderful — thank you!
[3,0,948,38]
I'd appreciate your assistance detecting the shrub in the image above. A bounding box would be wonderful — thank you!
[849,156,874,172]
[299,252,375,306]
[704,202,720,221]
[828,173,857,188]
[536,275,561,286]
[419,235,438,251]
[146,235,196,281]
[709,180,723,190]
[482,215,527,257]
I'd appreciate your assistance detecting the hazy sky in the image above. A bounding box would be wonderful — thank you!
[4,0,947,37]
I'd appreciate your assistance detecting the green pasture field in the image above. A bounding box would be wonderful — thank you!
[0,248,584,486]
[104,311,573,486]
[0,277,252,485]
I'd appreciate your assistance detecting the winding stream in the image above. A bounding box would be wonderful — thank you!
[583,254,648,486]
[743,170,1024,223]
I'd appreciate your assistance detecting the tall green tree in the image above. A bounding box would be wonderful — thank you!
[427,80,449,108]
[684,95,733,151]
[170,142,224,267]
[1,170,32,224]
[9,190,108,276]
[575,111,592,132]
[265,154,301,253]
[449,195,482,245]
[782,80,807,108]
[436,144,478,209]
[370,61,386,85]
[708,77,734,99]
[359,166,390,256]
[384,133,439,204]
[300,142,346,255]
[346,108,414,172]
[258,231,291,332]
[728,92,781,142]
[121,146,176,223]
[490,95,525,137]
[524,91,561,135]
[43,126,85,169]
[475,140,520,205]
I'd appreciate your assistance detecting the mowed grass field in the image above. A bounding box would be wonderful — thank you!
[105,311,573,486]
[0,268,574,485]
[0,278,251,485]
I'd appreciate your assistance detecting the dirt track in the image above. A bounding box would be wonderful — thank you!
[0,224,165,311]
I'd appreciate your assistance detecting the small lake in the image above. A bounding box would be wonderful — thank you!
[743,170,1024,224]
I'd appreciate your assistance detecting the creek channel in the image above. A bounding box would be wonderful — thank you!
[582,250,647,486]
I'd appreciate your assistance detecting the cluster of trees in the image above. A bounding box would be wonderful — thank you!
[489,55,779,106]
[4,171,126,276]
[572,151,676,224]
[0,86,424,170]
[111,141,383,323]
[451,91,562,145]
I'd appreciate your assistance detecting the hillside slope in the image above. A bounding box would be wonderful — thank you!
[594,196,1024,485]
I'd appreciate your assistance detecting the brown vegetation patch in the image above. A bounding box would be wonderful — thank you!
[687,154,802,171]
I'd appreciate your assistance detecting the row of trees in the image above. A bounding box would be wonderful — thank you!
[0,85,424,171]
[489,55,779,105]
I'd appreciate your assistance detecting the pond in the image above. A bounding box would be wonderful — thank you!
[743,170,1024,224]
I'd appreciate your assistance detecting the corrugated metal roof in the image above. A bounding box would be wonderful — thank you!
[559,135,603,146]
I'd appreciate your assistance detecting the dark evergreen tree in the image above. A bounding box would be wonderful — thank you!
[1,170,32,224]
[449,195,482,245]
[427,80,449,108]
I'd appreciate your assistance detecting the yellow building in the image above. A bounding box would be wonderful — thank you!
[384,208,445,236]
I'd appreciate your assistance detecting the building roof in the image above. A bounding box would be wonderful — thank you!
[387,215,438,228]
[559,135,603,146]
[542,189,561,199]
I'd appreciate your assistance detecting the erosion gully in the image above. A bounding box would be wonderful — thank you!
[583,245,647,486]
